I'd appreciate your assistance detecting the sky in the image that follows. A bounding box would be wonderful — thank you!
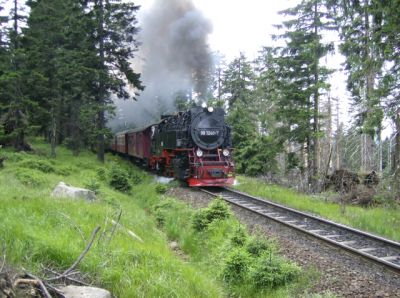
[136,0,294,61]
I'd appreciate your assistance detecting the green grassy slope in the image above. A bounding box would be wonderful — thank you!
[0,142,223,297]
[1,141,328,297]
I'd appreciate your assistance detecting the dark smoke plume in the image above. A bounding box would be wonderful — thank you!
[110,0,213,131]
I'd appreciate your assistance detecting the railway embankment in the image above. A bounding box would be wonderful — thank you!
[166,184,400,297]
[0,141,223,297]
[0,140,311,297]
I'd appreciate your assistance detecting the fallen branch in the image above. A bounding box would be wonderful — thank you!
[44,226,100,285]
[24,272,65,298]
[43,267,90,287]
[0,244,6,273]
[111,220,143,243]
[57,212,86,242]
[107,209,122,245]
[41,227,100,288]
[14,278,52,298]
[97,216,109,245]
[63,226,100,276]
[45,269,79,282]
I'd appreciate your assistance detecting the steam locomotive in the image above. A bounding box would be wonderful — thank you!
[110,104,235,186]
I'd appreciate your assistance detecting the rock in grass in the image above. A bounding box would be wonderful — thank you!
[51,182,96,201]
[60,286,111,298]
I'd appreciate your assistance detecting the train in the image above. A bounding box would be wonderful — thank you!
[110,104,235,187]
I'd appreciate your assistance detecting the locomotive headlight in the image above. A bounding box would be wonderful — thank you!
[201,102,207,108]
[207,106,214,113]
[222,149,230,157]
[196,148,204,157]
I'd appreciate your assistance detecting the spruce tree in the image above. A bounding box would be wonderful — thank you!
[222,53,255,109]
[222,54,265,174]
[376,0,400,181]
[0,0,31,150]
[24,0,86,156]
[84,0,143,162]
[329,0,386,171]
[270,0,334,188]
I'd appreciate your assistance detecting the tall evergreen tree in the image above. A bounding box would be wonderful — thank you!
[376,0,400,181]
[85,0,143,162]
[0,3,7,143]
[0,0,31,150]
[329,0,386,171]
[24,0,91,156]
[222,53,280,175]
[222,53,255,109]
[270,0,334,188]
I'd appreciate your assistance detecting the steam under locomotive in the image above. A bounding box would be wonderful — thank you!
[110,105,235,186]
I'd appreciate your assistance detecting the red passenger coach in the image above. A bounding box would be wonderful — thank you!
[111,127,152,162]
[111,105,235,187]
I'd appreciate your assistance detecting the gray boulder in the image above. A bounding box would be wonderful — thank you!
[51,182,96,201]
[60,286,111,298]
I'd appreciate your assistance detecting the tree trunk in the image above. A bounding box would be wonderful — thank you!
[361,133,374,171]
[307,136,312,190]
[51,106,56,158]
[12,0,25,151]
[97,0,105,163]
[377,128,382,172]
[394,110,400,194]
[334,98,341,170]
[361,0,377,172]
[312,1,320,190]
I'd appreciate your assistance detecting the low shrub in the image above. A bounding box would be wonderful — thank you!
[55,166,73,176]
[109,167,131,192]
[221,248,251,283]
[85,178,101,194]
[246,236,273,257]
[207,198,232,221]
[4,152,26,162]
[97,167,106,181]
[192,210,209,232]
[15,169,46,187]
[155,183,168,194]
[230,225,248,247]
[153,199,175,227]
[19,159,55,173]
[129,170,143,185]
[192,198,232,232]
[250,254,301,289]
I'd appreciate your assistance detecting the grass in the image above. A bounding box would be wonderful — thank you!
[234,176,400,242]
[148,195,318,297]
[0,140,320,297]
[0,141,223,297]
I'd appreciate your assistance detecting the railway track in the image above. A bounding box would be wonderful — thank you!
[200,187,400,274]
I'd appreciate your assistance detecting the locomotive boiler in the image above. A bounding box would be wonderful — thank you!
[111,105,235,187]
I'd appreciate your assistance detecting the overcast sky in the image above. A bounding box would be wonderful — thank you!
[136,0,294,60]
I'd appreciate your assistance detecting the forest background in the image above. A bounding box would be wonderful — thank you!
[0,0,399,196]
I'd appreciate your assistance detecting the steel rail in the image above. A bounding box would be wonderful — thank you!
[200,187,400,274]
